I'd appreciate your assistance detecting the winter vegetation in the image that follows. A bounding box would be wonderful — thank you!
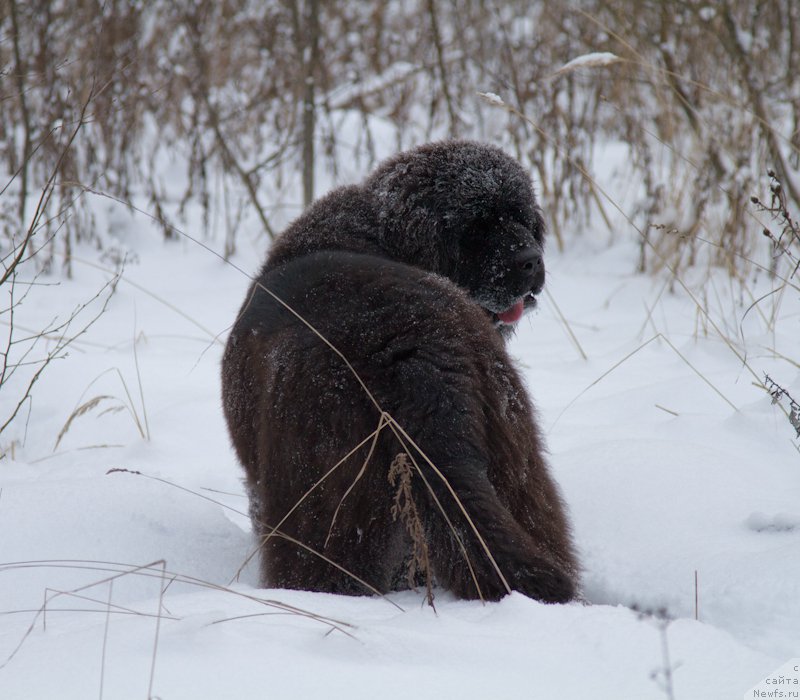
[1,1,799,698]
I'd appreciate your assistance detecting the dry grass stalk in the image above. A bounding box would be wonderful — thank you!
[54,395,116,450]
[388,452,434,606]
[6,1,795,281]
[0,555,359,681]
[764,375,800,439]
[751,172,800,279]
[53,365,149,451]
[324,412,391,549]
[551,332,738,432]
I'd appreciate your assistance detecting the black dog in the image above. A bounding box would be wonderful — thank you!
[222,141,578,602]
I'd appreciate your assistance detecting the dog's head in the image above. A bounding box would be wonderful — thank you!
[366,140,545,335]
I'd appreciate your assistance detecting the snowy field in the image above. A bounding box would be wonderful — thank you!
[1,158,799,699]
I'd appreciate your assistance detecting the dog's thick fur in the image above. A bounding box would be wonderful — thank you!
[222,141,578,602]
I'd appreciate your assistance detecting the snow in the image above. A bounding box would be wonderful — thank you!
[477,91,505,106]
[2,162,799,699]
[698,7,717,22]
[554,52,622,76]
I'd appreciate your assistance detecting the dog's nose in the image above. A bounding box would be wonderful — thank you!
[516,247,542,274]
[515,246,545,293]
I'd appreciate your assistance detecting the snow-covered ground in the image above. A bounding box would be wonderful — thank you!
[1,167,799,699]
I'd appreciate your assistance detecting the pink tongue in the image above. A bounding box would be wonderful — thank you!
[496,300,524,324]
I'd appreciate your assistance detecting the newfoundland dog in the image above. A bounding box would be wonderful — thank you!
[221,141,578,603]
